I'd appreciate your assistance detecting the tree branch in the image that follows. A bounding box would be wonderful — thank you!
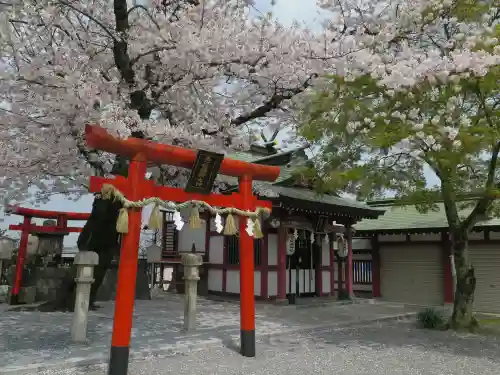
[130,46,175,66]
[461,140,500,231]
[127,4,161,30]
[231,73,318,126]
[57,1,117,41]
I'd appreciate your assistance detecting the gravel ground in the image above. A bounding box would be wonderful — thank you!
[25,321,500,375]
[0,296,419,372]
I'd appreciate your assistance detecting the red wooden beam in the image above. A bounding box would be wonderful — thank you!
[85,124,280,182]
[9,224,83,233]
[90,176,273,210]
[5,205,90,220]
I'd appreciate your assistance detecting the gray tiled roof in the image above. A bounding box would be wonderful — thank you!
[355,203,500,232]
[257,184,382,212]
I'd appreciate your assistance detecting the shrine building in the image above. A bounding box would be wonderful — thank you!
[148,138,384,300]
[149,140,500,313]
[354,200,500,314]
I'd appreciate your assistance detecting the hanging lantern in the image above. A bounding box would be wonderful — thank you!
[299,229,306,240]
[286,232,296,255]
[324,234,330,245]
[336,234,348,258]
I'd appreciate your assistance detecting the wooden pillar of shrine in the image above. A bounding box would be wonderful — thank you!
[345,226,354,297]
[277,223,287,301]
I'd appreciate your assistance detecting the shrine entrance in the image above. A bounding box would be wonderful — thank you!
[84,125,280,375]
[286,231,320,299]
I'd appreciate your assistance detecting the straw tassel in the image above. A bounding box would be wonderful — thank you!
[224,213,237,235]
[148,204,162,230]
[116,208,129,233]
[101,184,114,200]
[188,205,201,229]
[253,217,263,239]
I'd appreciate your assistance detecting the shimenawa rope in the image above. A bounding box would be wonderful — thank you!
[100,184,269,238]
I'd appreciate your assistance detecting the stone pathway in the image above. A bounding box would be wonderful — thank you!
[0,294,419,373]
[17,321,500,375]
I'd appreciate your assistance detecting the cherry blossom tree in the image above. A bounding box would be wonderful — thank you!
[0,0,323,201]
[300,0,500,328]
[0,0,350,309]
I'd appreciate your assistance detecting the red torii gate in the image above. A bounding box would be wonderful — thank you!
[85,125,280,375]
[5,206,89,305]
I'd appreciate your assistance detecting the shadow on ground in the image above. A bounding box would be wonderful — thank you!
[261,321,500,363]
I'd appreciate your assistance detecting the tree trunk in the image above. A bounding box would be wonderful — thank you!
[449,231,477,330]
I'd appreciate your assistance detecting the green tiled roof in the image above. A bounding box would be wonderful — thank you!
[227,151,258,163]
[354,203,500,232]
[273,167,294,184]
[261,184,382,212]
[219,166,293,186]
[224,148,382,218]
[222,148,299,186]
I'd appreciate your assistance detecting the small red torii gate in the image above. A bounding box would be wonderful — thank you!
[84,125,280,375]
[5,206,89,305]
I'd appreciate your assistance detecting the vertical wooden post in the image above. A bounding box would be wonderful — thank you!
[371,236,381,298]
[10,216,32,305]
[108,154,147,375]
[222,234,228,293]
[329,234,335,296]
[277,224,287,300]
[238,175,256,357]
[316,236,323,296]
[204,212,211,263]
[345,227,354,297]
[261,226,268,299]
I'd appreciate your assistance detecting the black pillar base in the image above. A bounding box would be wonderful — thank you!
[240,329,256,357]
[108,346,130,375]
[9,294,20,305]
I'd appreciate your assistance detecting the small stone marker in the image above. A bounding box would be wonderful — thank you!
[0,246,13,302]
[71,251,99,342]
[181,252,203,331]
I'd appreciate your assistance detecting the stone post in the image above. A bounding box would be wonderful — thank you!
[181,253,203,331]
[71,251,99,342]
[0,245,13,302]
[0,247,13,281]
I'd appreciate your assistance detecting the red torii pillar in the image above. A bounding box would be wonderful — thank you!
[84,125,280,375]
[5,206,89,305]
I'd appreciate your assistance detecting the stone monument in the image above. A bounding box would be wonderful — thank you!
[71,251,99,342]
